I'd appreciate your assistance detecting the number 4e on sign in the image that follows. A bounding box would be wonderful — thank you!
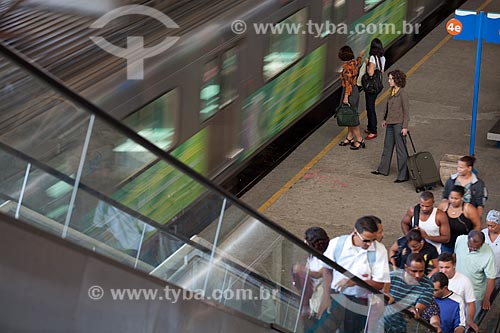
[446,18,463,35]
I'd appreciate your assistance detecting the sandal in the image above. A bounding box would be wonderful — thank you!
[350,140,366,150]
[339,137,354,146]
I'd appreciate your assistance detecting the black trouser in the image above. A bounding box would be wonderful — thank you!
[322,293,368,333]
[365,92,379,134]
[344,295,369,333]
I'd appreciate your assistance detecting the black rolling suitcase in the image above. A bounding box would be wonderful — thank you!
[404,132,441,192]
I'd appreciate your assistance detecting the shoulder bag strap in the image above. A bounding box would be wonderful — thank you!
[375,56,381,71]
[412,204,420,228]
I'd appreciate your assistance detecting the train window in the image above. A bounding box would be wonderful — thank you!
[321,0,333,38]
[200,59,220,121]
[364,0,384,12]
[199,48,238,120]
[220,48,238,106]
[118,89,178,152]
[263,9,307,80]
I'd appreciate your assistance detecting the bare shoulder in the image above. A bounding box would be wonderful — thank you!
[405,206,414,216]
[436,209,448,224]
[463,202,478,215]
[403,207,414,221]
[436,209,447,216]
[463,202,475,211]
[437,200,448,211]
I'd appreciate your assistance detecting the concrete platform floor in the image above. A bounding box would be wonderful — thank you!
[242,0,500,250]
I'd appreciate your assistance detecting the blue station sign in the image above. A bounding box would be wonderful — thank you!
[453,9,477,41]
[484,12,500,44]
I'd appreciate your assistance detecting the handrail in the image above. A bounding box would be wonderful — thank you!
[0,40,436,331]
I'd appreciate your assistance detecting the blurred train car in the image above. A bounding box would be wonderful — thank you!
[0,0,462,227]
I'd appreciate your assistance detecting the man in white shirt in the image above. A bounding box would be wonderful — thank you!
[438,252,477,331]
[318,216,390,332]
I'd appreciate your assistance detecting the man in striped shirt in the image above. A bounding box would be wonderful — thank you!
[383,253,434,332]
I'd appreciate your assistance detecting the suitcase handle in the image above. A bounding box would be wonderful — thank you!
[402,131,417,157]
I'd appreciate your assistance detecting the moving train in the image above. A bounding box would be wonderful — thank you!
[0,0,462,227]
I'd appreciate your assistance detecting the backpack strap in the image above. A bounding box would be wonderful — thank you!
[334,234,377,266]
[412,204,420,228]
[334,235,349,262]
[367,242,376,266]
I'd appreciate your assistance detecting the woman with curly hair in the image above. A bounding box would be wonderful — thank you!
[371,69,410,183]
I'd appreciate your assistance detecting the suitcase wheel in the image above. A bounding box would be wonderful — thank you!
[416,184,435,192]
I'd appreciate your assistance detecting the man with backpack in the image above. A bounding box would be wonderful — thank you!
[317,216,389,332]
[401,191,451,254]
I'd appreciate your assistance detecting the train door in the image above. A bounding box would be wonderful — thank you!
[322,0,349,87]
[199,46,242,179]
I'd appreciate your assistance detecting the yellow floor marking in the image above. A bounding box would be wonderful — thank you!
[258,0,492,212]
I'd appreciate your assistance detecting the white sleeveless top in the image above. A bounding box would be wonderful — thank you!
[369,55,386,71]
[415,207,441,253]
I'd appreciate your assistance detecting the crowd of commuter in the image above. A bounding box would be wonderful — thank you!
[295,200,500,333]
[294,153,498,333]
[291,39,498,333]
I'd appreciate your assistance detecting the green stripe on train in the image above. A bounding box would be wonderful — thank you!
[347,0,407,53]
[241,45,326,159]
[112,128,208,225]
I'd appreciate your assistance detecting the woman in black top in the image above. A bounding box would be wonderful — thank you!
[438,185,481,253]
[389,229,439,276]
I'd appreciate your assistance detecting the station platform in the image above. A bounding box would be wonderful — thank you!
[243,0,500,248]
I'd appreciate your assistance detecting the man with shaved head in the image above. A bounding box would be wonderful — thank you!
[455,230,497,316]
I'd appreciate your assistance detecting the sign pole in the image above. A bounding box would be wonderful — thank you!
[469,11,485,156]
[450,10,500,154]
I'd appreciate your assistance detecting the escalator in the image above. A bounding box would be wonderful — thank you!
[474,287,500,333]
[0,39,437,332]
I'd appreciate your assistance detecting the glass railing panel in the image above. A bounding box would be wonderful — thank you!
[0,98,92,179]
[0,148,31,209]
[66,192,156,266]
[151,222,305,330]
[0,153,70,226]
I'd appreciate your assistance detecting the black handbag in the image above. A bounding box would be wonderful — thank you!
[335,103,359,127]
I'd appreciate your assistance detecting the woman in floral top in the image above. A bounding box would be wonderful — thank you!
[338,45,365,150]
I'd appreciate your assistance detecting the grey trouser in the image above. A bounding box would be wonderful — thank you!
[377,123,409,180]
